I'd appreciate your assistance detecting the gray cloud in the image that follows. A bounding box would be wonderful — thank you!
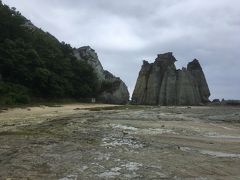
[3,0,240,99]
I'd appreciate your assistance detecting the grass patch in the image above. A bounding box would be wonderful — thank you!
[0,98,81,109]
[85,138,99,145]
[0,130,34,136]
[42,103,63,107]
[87,105,145,111]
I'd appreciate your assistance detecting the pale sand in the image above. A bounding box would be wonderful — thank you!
[0,103,117,128]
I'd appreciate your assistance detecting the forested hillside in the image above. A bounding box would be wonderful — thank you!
[0,1,98,105]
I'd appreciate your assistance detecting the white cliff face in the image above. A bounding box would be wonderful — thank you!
[73,46,105,81]
[73,46,129,104]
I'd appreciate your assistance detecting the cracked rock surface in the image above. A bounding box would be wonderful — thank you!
[0,105,240,179]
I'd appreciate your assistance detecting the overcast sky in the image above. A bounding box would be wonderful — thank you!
[3,0,240,100]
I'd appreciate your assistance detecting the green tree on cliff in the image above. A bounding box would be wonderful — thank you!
[0,2,98,105]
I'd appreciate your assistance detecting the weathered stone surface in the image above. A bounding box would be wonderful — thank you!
[132,52,210,105]
[131,60,152,104]
[73,46,105,81]
[187,59,210,103]
[159,66,177,105]
[176,68,201,105]
[74,46,129,104]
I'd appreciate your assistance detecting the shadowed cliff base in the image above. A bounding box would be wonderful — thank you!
[132,52,210,106]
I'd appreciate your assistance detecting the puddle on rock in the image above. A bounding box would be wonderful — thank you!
[59,174,78,180]
[204,132,240,139]
[110,124,177,135]
[199,150,240,158]
[180,147,240,158]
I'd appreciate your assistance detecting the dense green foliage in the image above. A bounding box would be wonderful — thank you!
[100,80,121,93]
[0,2,98,105]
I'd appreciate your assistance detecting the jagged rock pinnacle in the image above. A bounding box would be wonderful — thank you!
[132,52,210,105]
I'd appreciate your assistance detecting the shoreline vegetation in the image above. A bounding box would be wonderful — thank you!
[0,2,99,106]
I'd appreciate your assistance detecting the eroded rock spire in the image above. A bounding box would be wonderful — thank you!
[132,52,210,105]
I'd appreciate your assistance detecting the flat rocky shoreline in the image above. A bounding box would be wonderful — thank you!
[0,104,240,179]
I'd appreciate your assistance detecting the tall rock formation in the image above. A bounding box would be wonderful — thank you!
[74,46,129,104]
[132,52,210,106]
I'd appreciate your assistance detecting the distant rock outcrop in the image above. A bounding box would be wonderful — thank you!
[132,52,210,105]
[74,46,129,104]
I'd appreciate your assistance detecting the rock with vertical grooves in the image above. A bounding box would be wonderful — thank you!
[187,59,210,103]
[132,60,152,104]
[73,46,129,104]
[159,67,177,105]
[132,52,210,105]
[176,68,201,105]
